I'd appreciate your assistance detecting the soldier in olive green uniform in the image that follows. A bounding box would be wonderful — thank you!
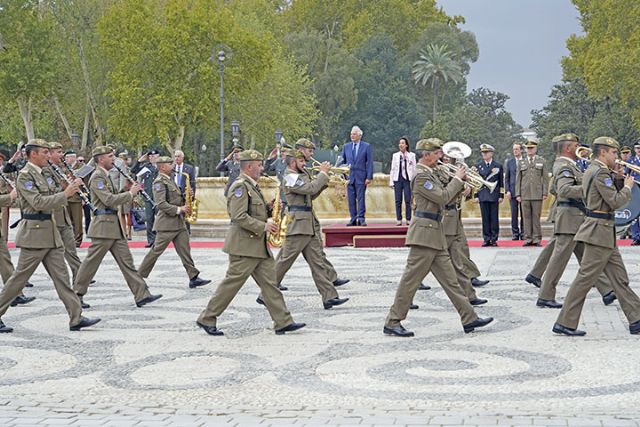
[73,146,162,308]
[516,141,548,246]
[434,159,487,305]
[45,142,82,283]
[0,140,100,333]
[537,134,615,308]
[290,138,350,288]
[197,150,305,336]
[554,137,640,336]
[384,138,493,337]
[137,156,210,288]
[64,150,84,247]
[264,150,348,309]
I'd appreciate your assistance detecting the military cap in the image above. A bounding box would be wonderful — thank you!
[621,146,632,154]
[634,142,640,148]
[17,142,25,151]
[524,140,538,148]
[232,142,244,152]
[295,138,316,149]
[64,149,76,155]
[92,145,112,157]
[592,136,620,150]
[155,156,174,164]
[480,143,495,152]
[287,149,305,160]
[416,138,443,151]
[147,149,160,155]
[552,133,579,144]
[118,151,128,159]
[25,139,49,149]
[48,141,63,149]
[238,149,264,161]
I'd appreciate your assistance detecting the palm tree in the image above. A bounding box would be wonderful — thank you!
[412,44,463,122]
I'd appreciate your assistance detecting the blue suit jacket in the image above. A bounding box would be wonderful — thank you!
[341,141,373,185]
[504,157,518,195]
[475,159,504,203]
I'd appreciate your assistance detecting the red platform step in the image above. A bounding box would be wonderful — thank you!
[324,223,408,247]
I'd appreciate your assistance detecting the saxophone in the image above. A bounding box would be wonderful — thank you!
[267,193,291,247]
[182,172,199,223]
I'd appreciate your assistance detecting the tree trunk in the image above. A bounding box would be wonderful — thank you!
[432,80,439,123]
[54,97,73,141]
[77,36,104,144]
[17,96,35,141]
[173,125,185,151]
[81,100,90,152]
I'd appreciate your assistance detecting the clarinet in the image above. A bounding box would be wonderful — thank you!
[61,157,92,197]
[0,173,15,190]
[113,163,156,207]
[48,161,97,213]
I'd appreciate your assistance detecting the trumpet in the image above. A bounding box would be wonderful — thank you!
[310,157,351,177]
[576,146,592,161]
[615,159,640,176]
[310,157,349,199]
[440,141,497,193]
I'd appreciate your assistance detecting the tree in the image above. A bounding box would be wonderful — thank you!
[412,44,463,122]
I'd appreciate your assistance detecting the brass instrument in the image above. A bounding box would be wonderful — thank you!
[310,157,350,199]
[576,146,592,162]
[267,191,291,248]
[182,172,199,223]
[440,141,497,193]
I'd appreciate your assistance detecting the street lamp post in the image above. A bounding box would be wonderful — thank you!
[211,45,233,177]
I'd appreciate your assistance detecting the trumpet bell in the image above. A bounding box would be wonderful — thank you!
[442,141,472,160]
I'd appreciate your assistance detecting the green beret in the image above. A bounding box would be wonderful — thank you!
[155,156,173,164]
[524,140,538,148]
[295,138,315,149]
[92,145,112,157]
[25,139,49,149]
[238,149,264,161]
[621,146,631,154]
[287,149,305,160]
[416,138,443,151]
[592,136,620,150]
[48,141,63,149]
[480,143,495,152]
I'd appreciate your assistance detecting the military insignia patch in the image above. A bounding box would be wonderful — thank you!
[604,177,613,187]
[295,178,304,187]
[562,170,572,178]
[423,180,434,190]
[23,181,33,190]
[154,183,162,191]
[96,180,105,190]
[234,187,243,198]
[46,176,54,186]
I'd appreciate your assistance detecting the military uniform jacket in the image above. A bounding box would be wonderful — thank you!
[152,172,187,232]
[434,166,464,237]
[15,162,67,249]
[283,168,329,236]
[406,163,464,250]
[574,160,631,249]
[224,175,271,259]
[474,159,504,202]
[552,157,586,235]
[87,166,132,239]
[515,155,548,200]
[43,166,72,228]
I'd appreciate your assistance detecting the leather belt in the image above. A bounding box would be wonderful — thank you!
[94,209,118,215]
[414,211,442,221]
[557,199,586,213]
[444,204,458,210]
[288,205,312,212]
[585,210,613,220]
[21,213,52,221]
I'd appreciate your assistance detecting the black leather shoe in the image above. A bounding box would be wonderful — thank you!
[333,278,350,287]
[11,295,36,307]
[602,291,617,306]
[256,297,265,306]
[358,221,368,226]
[0,320,13,333]
[275,322,306,335]
[25,282,34,288]
[552,322,586,336]
[383,324,414,337]
[537,298,563,308]
[511,236,519,241]
[136,294,163,307]
[78,295,90,309]
[630,320,640,335]
[409,303,419,309]
[632,240,640,246]
[463,317,494,333]
[471,278,489,287]
[189,276,211,288]
[523,242,532,247]
[278,284,288,291]
[144,243,153,248]
[418,283,431,290]
[196,321,224,336]
[525,274,542,288]
[323,297,349,309]
[481,241,491,247]
[70,316,101,331]
[532,242,541,247]
[90,280,96,284]
[470,298,488,306]
[346,221,357,227]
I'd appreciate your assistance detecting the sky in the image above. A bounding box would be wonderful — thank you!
[437,0,582,128]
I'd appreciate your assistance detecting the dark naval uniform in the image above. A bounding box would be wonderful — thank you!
[474,151,504,245]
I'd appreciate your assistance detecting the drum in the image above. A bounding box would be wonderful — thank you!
[614,183,640,226]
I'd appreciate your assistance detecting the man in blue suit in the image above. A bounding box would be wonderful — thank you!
[475,144,504,246]
[341,126,373,226]
[504,142,523,240]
